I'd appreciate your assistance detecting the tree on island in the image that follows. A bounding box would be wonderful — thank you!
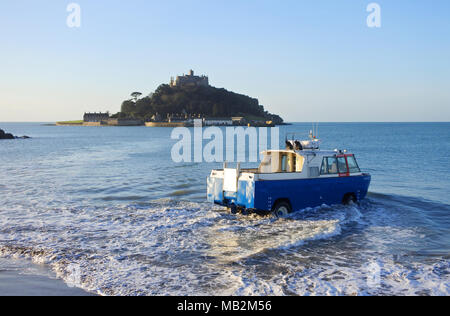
[131,92,142,102]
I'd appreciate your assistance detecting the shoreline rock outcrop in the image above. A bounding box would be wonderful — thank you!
[0,129,30,140]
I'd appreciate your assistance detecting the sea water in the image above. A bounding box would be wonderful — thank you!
[0,122,448,295]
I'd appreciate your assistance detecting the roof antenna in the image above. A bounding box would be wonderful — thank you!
[311,122,319,139]
[310,123,317,139]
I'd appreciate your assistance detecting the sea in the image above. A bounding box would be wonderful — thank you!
[0,122,448,296]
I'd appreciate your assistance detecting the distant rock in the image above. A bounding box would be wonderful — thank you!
[0,129,30,140]
[0,129,14,139]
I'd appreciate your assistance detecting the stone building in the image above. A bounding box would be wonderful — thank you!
[170,70,209,87]
[83,112,110,123]
[203,117,233,126]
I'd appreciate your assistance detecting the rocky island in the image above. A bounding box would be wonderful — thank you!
[116,70,284,127]
[58,70,285,127]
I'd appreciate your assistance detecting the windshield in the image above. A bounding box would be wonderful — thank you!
[347,155,361,173]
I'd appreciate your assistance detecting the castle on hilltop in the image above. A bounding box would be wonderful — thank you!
[170,70,209,87]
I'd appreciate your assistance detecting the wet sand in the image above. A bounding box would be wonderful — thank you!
[0,270,94,296]
[0,258,94,296]
[0,271,92,296]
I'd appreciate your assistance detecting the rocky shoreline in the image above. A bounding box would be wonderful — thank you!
[0,129,30,140]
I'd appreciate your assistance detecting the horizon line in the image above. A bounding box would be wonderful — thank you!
[1,121,449,124]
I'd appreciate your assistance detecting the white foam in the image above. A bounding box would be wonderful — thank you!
[0,200,448,296]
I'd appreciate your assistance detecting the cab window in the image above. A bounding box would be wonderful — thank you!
[337,157,348,174]
[320,157,338,175]
[259,152,305,173]
[347,155,361,173]
[281,155,288,172]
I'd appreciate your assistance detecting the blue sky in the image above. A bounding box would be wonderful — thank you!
[0,0,449,122]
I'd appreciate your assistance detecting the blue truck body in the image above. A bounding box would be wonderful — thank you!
[207,173,371,212]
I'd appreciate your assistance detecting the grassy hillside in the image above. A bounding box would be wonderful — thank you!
[56,120,84,125]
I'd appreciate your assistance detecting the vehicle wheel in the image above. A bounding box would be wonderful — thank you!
[343,193,357,205]
[273,201,292,217]
[229,204,238,214]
